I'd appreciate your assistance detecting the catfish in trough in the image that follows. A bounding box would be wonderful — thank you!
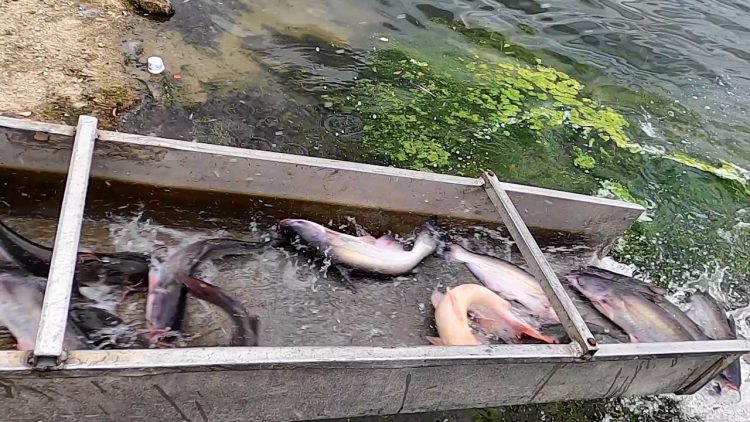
[561,282,628,340]
[574,267,707,341]
[279,218,439,290]
[69,305,151,349]
[687,291,743,394]
[444,244,558,323]
[145,238,266,344]
[575,266,667,297]
[0,271,87,351]
[181,275,259,346]
[0,219,150,290]
[567,273,694,343]
[429,284,557,345]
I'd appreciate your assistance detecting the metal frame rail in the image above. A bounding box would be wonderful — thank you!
[31,116,98,368]
[26,117,600,366]
[482,171,598,357]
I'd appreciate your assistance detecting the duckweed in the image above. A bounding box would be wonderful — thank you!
[340,48,635,173]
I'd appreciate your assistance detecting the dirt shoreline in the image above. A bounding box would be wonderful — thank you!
[0,0,139,128]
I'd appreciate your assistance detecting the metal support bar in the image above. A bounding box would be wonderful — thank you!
[675,352,742,395]
[32,115,97,368]
[482,171,598,357]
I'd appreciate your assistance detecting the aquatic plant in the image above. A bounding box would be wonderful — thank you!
[339,48,635,177]
[598,180,648,207]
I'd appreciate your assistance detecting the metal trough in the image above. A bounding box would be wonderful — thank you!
[0,115,746,421]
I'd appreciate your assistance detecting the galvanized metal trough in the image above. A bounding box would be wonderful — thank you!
[0,115,746,421]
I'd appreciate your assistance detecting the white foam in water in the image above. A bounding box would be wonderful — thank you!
[678,305,750,421]
[106,213,261,255]
[639,107,659,139]
[590,256,637,277]
[77,285,119,313]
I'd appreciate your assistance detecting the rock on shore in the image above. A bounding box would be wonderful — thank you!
[132,0,174,16]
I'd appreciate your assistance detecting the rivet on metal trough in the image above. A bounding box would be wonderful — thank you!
[587,338,597,347]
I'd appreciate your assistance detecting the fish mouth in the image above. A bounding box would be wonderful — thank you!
[724,382,741,393]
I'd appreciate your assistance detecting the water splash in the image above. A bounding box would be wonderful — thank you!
[679,301,750,420]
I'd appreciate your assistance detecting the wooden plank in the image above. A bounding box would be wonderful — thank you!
[32,116,97,366]
[483,171,598,356]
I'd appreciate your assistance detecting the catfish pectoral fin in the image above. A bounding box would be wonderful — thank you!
[333,265,357,293]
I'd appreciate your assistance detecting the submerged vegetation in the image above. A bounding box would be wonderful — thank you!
[337,47,632,181]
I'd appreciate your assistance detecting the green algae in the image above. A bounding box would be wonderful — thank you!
[599,180,648,207]
[665,153,749,194]
[574,147,597,170]
[338,50,638,199]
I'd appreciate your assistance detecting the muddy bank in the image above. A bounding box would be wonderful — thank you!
[0,0,371,157]
[0,0,140,128]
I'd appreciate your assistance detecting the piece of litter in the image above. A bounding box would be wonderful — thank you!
[173,74,182,81]
[147,56,165,74]
[315,47,320,52]
[18,111,32,117]
[397,14,407,19]
[379,37,389,42]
